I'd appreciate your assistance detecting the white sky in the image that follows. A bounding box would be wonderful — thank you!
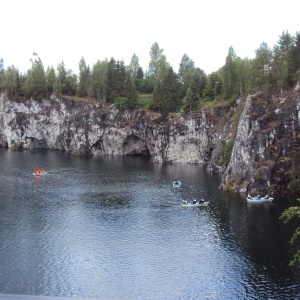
[1,0,299,75]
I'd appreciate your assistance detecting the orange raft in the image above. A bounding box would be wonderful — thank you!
[32,169,47,176]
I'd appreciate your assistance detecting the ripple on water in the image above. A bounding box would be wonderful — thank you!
[0,151,299,299]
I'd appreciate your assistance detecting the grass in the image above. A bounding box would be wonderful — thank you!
[137,93,153,109]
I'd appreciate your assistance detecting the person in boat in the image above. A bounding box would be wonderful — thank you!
[199,199,204,203]
[265,195,269,199]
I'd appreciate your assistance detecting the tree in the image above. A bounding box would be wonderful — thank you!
[202,71,221,101]
[0,58,4,89]
[235,57,251,97]
[91,59,108,101]
[272,30,295,93]
[45,66,56,96]
[178,53,195,82]
[152,66,182,118]
[106,58,126,103]
[106,57,116,102]
[291,31,300,82]
[280,199,300,266]
[182,85,194,113]
[56,61,68,96]
[123,70,137,108]
[148,42,164,82]
[182,67,207,104]
[250,42,272,93]
[222,47,237,99]
[115,60,126,94]
[2,65,19,99]
[114,96,129,111]
[64,71,77,95]
[26,53,46,99]
[127,53,140,77]
[113,71,137,110]
[77,57,91,97]
[135,66,146,92]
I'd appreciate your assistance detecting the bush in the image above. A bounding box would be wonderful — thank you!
[114,97,129,111]
[220,139,235,166]
[289,179,300,193]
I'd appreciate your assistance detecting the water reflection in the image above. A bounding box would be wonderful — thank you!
[0,149,299,299]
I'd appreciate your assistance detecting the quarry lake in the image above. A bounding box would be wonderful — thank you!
[0,149,300,299]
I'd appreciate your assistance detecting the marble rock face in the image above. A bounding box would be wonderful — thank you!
[1,89,300,194]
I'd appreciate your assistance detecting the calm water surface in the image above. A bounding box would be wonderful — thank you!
[0,149,299,299]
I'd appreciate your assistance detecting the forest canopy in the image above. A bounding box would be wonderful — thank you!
[0,30,299,116]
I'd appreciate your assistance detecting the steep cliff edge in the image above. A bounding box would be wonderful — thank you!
[221,87,300,194]
[0,94,230,165]
[1,87,300,194]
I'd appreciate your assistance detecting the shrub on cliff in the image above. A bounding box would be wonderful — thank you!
[114,96,129,111]
[280,199,300,267]
[220,139,235,166]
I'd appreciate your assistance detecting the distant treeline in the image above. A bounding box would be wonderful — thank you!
[0,30,299,118]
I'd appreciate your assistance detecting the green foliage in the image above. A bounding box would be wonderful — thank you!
[0,58,4,88]
[182,67,207,109]
[77,57,91,98]
[222,47,237,99]
[56,61,67,96]
[127,53,140,77]
[114,96,129,111]
[232,101,245,133]
[64,73,77,95]
[289,179,300,193]
[202,71,221,101]
[250,42,273,94]
[220,139,235,166]
[288,153,300,193]
[137,93,152,109]
[178,53,195,81]
[91,59,108,101]
[123,71,137,108]
[280,198,300,266]
[46,66,56,96]
[152,67,182,118]
[182,85,194,113]
[26,53,46,99]
[106,58,127,103]
[148,42,164,81]
[2,65,20,99]
[2,30,300,110]
[136,76,154,93]
[292,32,300,82]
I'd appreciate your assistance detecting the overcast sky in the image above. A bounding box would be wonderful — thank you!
[1,0,299,75]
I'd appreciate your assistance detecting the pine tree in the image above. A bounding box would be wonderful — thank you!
[124,70,137,108]
[152,67,182,118]
[222,47,237,99]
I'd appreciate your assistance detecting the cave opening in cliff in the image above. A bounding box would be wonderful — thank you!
[124,147,151,157]
[123,134,151,157]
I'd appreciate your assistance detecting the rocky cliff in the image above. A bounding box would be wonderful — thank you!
[1,86,300,195]
[221,86,300,194]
